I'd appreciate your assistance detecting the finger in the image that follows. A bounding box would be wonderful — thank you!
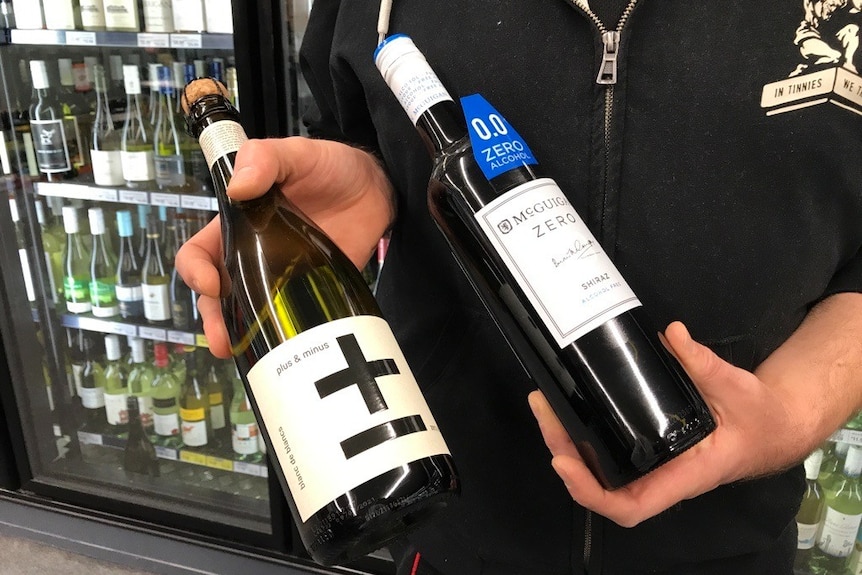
[662,321,743,398]
[528,390,581,460]
[229,139,285,201]
[198,294,232,359]
[175,216,223,298]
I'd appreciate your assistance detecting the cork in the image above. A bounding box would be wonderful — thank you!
[181,77,231,115]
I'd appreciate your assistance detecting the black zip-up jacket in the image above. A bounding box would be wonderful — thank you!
[299,1,862,573]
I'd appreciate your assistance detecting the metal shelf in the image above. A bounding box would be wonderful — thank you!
[9,28,233,50]
[36,182,218,212]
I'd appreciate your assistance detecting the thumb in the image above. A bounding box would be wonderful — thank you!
[662,321,734,397]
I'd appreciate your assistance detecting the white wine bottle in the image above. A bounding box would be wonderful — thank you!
[12,0,44,29]
[182,80,458,566]
[80,0,106,31]
[795,449,826,571]
[153,65,187,192]
[43,0,82,30]
[61,205,92,314]
[141,219,171,325]
[142,0,173,32]
[103,0,140,31]
[88,207,120,318]
[120,64,156,188]
[376,35,716,489]
[810,445,862,573]
[91,64,124,187]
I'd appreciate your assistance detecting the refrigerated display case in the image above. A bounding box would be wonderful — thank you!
[0,2,392,573]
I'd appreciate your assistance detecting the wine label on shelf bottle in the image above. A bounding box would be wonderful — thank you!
[246,315,450,523]
[209,395,226,429]
[105,393,128,425]
[80,0,106,28]
[80,386,106,410]
[31,120,72,173]
[90,279,119,317]
[91,149,124,187]
[117,284,145,317]
[153,398,179,437]
[142,283,171,321]
[121,150,156,182]
[797,520,819,550]
[180,411,208,446]
[232,422,259,455]
[817,507,862,557]
[64,277,92,313]
[155,155,186,188]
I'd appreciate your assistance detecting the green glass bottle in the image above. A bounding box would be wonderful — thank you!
[123,395,160,478]
[115,209,145,320]
[61,206,92,314]
[120,64,156,189]
[229,370,261,462]
[102,333,128,433]
[142,219,171,326]
[796,448,826,571]
[153,65,187,193]
[810,444,862,574]
[88,207,120,318]
[126,336,154,433]
[203,357,228,443]
[179,350,211,448]
[34,199,64,305]
[71,329,106,433]
[150,341,181,448]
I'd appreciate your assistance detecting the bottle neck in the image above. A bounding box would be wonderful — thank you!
[416,99,469,157]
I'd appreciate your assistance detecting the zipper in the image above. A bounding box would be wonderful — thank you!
[564,6,640,570]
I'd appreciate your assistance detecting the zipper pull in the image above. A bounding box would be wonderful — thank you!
[596,30,620,85]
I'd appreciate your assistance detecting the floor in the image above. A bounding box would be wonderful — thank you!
[0,534,158,575]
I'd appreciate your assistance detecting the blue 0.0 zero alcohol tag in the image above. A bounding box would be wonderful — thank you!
[461,94,537,180]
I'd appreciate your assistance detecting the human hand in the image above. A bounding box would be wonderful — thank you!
[528,321,812,527]
[175,137,395,359]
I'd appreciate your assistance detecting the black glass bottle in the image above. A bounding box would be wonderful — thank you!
[376,34,715,489]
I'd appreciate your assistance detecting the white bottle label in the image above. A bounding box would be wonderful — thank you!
[104,392,128,425]
[91,149,124,186]
[153,411,179,436]
[474,178,641,348]
[172,0,205,31]
[210,401,226,430]
[116,284,144,301]
[246,315,450,522]
[104,0,138,29]
[142,0,173,32]
[18,249,36,302]
[198,120,247,172]
[80,0,107,28]
[797,521,819,550]
[817,507,862,557]
[80,386,106,409]
[232,422,259,455]
[181,419,208,446]
[121,150,156,182]
[142,283,171,321]
[137,395,154,428]
[204,0,232,33]
[44,252,59,304]
[12,0,44,28]
[43,0,77,30]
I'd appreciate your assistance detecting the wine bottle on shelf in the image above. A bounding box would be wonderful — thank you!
[171,0,205,32]
[202,357,227,444]
[120,64,156,189]
[102,334,129,432]
[376,35,715,489]
[179,350,212,448]
[142,219,172,326]
[126,336,154,430]
[809,445,862,573]
[103,0,140,31]
[88,207,120,318]
[0,0,15,28]
[123,395,160,477]
[9,196,36,303]
[180,63,212,196]
[80,0,106,31]
[114,209,145,320]
[182,79,458,566]
[142,0,173,32]
[154,65,188,193]
[29,60,76,182]
[229,368,260,461]
[43,0,82,30]
[57,58,89,173]
[34,198,64,304]
[71,328,107,433]
[796,448,826,571]
[91,64,124,187]
[61,205,92,314]
[170,211,199,330]
[146,63,160,126]
[209,59,224,85]
[161,206,178,264]
[225,66,239,110]
[135,204,150,260]
[150,341,182,447]
[107,55,127,117]
[11,0,43,29]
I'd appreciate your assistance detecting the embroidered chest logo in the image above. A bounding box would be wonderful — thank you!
[761,0,862,115]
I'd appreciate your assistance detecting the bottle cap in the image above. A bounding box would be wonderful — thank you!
[104,334,121,361]
[8,197,18,222]
[845,444,862,477]
[129,336,146,363]
[172,62,186,90]
[116,210,134,237]
[109,55,124,83]
[58,58,74,87]
[137,204,150,228]
[153,342,169,367]
[123,65,142,95]
[34,199,46,225]
[62,206,80,234]
[158,205,167,221]
[158,65,174,96]
[29,60,49,90]
[804,449,824,480]
[88,207,106,235]
[147,62,161,92]
[93,64,107,94]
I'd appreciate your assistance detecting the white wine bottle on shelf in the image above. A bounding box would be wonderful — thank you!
[103,0,140,31]
[80,0,106,31]
[142,0,173,32]
[120,64,156,189]
[12,0,43,29]
[182,79,458,566]
[141,219,171,326]
[376,35,715,489]
[43,0,82,30]
[88,207,120,318]
[61,206,92,314]
[809,445,862,573]
[91,64,124,186]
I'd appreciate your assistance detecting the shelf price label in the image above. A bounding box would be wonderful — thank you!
[206,455,235,471]
[181,194,218,211]
[170,33,203,49]
[180,450,208,466]
[66,31,97,46]
[137,33,170,48]
[195,334,209,348]
[118,190,150,205]
[167,330,196,346]
[77,431,103,446]
[151,192,181,208]
[234,461,267,477]
[139,326,167,341]
[830,428,862,446]
[91,187,119,202]
[154,446,178,460]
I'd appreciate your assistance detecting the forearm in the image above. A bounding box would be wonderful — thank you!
[754,292,862,458]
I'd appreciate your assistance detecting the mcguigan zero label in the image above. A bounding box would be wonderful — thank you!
[461,94,537,180]
[474,178,641,348]
[246,315,450,522]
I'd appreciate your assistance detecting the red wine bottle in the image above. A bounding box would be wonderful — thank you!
[376,34,715,489]
[181,80,458,565]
